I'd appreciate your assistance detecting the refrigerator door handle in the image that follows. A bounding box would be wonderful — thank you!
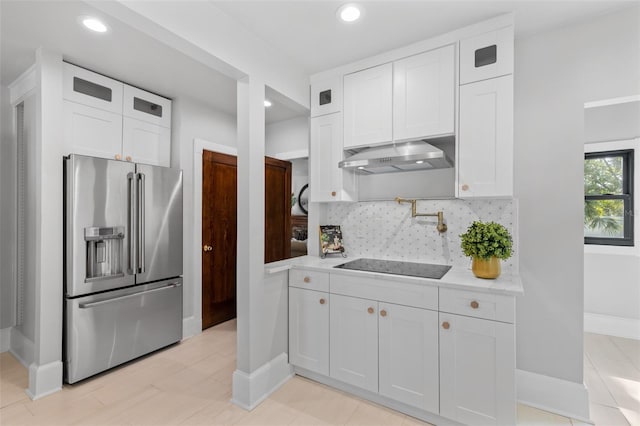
[127,172,137,274]
[78,282,182,309]
[137,173,146,274]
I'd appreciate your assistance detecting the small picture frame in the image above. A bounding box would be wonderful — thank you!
[319,225,347,258]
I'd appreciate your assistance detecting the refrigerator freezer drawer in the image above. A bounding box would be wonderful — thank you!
[64,278,183,383]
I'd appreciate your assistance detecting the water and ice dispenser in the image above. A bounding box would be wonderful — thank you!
[84,226,125,282]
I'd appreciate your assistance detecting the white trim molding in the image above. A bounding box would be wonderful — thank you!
[0,327,11,353]
[584,312,640,341]
[231,353,293,410]
[26,360,63,400]
[10,327,34,368]
[182,316,203,340]
[9,64,36,106]
[517,369,592,424]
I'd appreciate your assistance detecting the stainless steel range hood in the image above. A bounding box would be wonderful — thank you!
[339,137,454,174]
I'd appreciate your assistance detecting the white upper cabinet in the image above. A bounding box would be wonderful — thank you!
[122,117,171,167]
[311,76,342,118]
[393,45,455,142]
[458,75,513,197]
[63,100,123,160]
[343,63,393,149]
[310,113,357,202]
[63,62,123,114]
[460,26,514,85]
[123,85,172,128]
[63,63,172,166]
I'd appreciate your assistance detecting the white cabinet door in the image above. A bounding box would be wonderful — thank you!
[378,303,439,412]
[311,76,342,118]
[123,85,172,128]
[439,313,516,426]
[63,100,123,160]
[458,75,513,197]
[310,113,357,202]
[344,63,393,149]
[330,294,378,393]
[122,117,171,167]
[393,45,455,142]
[289,287,329,375]
[460,26,514,85]
[63,63,123,114]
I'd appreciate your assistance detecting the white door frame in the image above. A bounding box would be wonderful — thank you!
[190,138,237,336]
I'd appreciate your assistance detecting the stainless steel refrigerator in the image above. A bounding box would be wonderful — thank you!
[64,154,183,383]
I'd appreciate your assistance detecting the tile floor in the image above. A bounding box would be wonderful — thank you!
[0,321,637,425]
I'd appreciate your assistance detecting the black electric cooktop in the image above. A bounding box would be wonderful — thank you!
[334,258,451,280]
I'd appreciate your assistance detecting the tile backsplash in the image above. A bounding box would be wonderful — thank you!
[325,199,517,273]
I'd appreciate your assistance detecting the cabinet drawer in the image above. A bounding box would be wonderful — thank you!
[123,85,172,128]
[330,273,437,310]
[63,63,123,114]
[439,287,514,323]
[289,269,329,292]
[459,26,514,85]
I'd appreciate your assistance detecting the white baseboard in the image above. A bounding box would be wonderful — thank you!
[182,316,202,340]
[517,369,592,423]
[26,360,63,400]
[584,312,640,340]
[10,327,34,368]
[0,327,11,352]
[231,353,294,410]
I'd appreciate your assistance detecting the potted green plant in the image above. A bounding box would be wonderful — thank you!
[460,221,513,279]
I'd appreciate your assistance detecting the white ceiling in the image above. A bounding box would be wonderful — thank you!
[0,0,238,114]
[1,1,636,124]
[212,0,636,75]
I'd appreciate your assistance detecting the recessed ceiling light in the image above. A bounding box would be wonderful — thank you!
[416,160,424,164]
[81,17,108,33]
[337,4,362,23]
[264,100,272,107]
[357,166,365,170]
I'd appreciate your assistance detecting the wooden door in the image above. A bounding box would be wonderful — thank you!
[202,151,237,329]
[265,156,291,263]
[202,151,292,329]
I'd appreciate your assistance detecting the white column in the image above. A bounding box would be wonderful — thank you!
[233,76,266,408]
[28,48,64,399]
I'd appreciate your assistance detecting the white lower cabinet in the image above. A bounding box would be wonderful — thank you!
[378,302,439,412]
[439,312,515,425]
[329,294,378,393]
[288,268,516,425]
[289,287,329,375]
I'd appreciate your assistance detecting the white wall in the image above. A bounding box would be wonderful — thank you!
[171,95,236,335]
[514,5,640,389]
[265,116,308,158]
[0,84,16,332]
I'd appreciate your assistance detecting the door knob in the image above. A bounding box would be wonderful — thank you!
[203,245,213,252]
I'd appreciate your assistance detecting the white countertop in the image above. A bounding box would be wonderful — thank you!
[265,255,524,295]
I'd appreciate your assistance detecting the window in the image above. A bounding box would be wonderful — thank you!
[584,149,634,246]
